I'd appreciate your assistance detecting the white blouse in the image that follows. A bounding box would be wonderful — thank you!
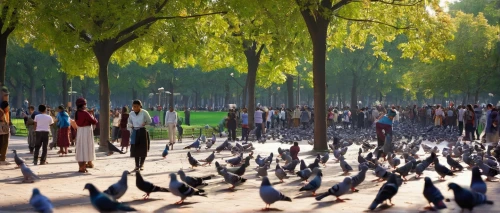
[128,109,152,128]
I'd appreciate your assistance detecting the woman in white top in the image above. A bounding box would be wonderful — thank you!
[434,106,444,126]
[165,106,178,147]
[111,110,121,143]
[128,100,152,172]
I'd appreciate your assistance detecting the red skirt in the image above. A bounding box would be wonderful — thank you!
[57,127,70,147]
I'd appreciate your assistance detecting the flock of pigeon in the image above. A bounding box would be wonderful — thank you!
[11,120,500,212]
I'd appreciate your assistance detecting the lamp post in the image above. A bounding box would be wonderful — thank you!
[230,72,245,107]
[42,84,46,105]
[158,87,164,109]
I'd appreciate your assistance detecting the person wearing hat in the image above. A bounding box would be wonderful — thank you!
[74,98,98,172]
[128,100,152,171]
[376,109,396,150]
[0,86,10,165]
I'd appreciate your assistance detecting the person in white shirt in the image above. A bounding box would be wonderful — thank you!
[33,105,54,165]
[128,100,152,171]
[434,106,444,126]
[165,106,178,146]
[458,105,465,135]
[279,108,286,129]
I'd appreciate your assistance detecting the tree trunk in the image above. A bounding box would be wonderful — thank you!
[286,74,294,108]
[300,4,329,151]
[16,83,23,109]
[169,77,174,108]
[93,40,115,151]
[0,27,14,86]
[244,41,264,130]
[29,74,36,105]
[350,73,358,109]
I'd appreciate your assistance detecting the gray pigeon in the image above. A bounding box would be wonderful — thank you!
[296,167,312,182]
[103,170,128,199]
[20,163,40,183]
[320,153,329,166]
[393,159,415,181]
[434,158,455,180]
[168,173,206,204]
[282,159,299,172]
[259,176,292,210]
[177,170,212,188]
[351,163,368,192]
[29,188,53,213]
[257,164,270,177]
[446,155,464,171]
[201,151,215,166]
[275,162,287,182]
[12,150,25,167]
[373,164,390,182]
[387,153,400,169]
[299,170,322,196]
[470,167,487,194]
[225,153,243,166]
[221,168,247,190]
[315,177,352,201]
[339,155,353,174]
[368,173,399,210]
[448,183,494,212]
[423,177,447,210]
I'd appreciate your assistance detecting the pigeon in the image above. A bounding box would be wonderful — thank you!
[339,155,353,174]
[393,159,415,181]
[169,173,206,204]
[184,138,201,151]
[259,176,292,210]
[448,183,493,212]
[257,164,270,177]
[277,147,289,156]
[299,170,322,196]
[446,155,463,171]
[307,158,320,170]
[373,164,390,182]
[162,145,169,158]
[103,170,128,200]
[215,161,225,176]
[187,152,201,168]
[296,167,313,182]
[434,158,455,180]
[275,162,287,182]
[215,140,229,153]
[135,171,169,199]
[84,183,136,212]
[221,168,247,189]
[415,160,431,179]
[106,140,125,155]
[351,163,368,192]
[315,177,352,201]
[29,188,53,213]
[255,155,267,167]
[264,152,274,164]
[357,148,367,165]
[387,153,400,169]
[475,158,499,181]
[177,170,212,188]
[282,159,300,172]
[12,150,25,167]
[200,151,215,166]
[206,134,216,149]
[423,177,447,210]
[20,163,40,183]
[470,167,487,194]
[228,156,251,176]
[281,152,293,165]
[226,153,243,166]
[299,160,307,171]
[368,173,399,210]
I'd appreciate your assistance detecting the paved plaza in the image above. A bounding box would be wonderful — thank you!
[0,136,499,213]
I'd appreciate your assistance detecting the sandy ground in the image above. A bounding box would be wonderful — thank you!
[0,136,499,213]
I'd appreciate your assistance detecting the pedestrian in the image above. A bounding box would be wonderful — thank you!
[286,108,292,128]
[358,108,365,129]
[56,105,70,157]
[128,100,152,172]
[485,106,499,143]
[0,93,10,165]
[165,106,177,148]
[227,109,237,142]
[376,109,396,148]
[254,107,263,140]
[120,106,130,153]
[111,110,121,143]
[25,106,37,154]
[293,105,301,127]
[327,108,334,127]
[434,105,444,127]
[279,108,286,129]
[177,116,183,143]
[300,106,310,129]
[464,104,475,141]
[33,105,53,165]
[473,104,483,140]
[184,107,190,126]
[266,107,272,130]
[74,98,98,173]
[333,108,339,129]
[458,105,465,135]
[343,107,351,129]
[241,108,249,143]
[290,142,300,160]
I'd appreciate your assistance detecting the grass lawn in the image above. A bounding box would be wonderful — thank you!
[10,111,231,139]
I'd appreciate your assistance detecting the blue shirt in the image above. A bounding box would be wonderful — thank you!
[241,113,248,125]
[377,115,393,126]
[56,111,71,128]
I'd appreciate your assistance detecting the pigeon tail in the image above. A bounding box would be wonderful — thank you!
[486,200,494,205]
[152,186,170,193]
[433,200,447,209]
[315,192,330,201]
[280,193,292,202]
[368,201,380,210]
[201,176,212,180]
[117,205,136,211]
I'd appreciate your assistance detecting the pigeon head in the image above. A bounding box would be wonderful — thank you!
[424,177,433,187]
[314,158,320,163]
[358,148,362,154]
[300,160,306,167]
[261,176,271,186]
[177,170,186,179]
[83,183,99,196]
[359,163,369,172]
[169,173,178,181]
[448,183,462,192]
[187,152,192,158]
[119,171,128,184]
[472,167,482,180]
[317,170,323,177]
[343,177,352,184]
[215,161,221,168]
[12,150,17,154]
[433,158,439,164]
[32,188,41,196]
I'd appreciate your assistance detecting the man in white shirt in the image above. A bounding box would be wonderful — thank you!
[165,106,178,146]
[293,106,301,127]
[33,105,54,165]
[458,105,465,136]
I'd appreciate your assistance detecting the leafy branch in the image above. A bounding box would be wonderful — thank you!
[334,14,417,30]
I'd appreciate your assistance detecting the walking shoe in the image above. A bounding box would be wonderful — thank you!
[40,161,49,165]
[131,167,140,173]
[140,166,144,171]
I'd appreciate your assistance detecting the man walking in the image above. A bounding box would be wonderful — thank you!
[254,107,263,140]
[165,106,177,148]
[33,105,53,165]
[458,105,465,135]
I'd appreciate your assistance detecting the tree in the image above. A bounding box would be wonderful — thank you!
[293,0,454,151]
[26,0,226,150]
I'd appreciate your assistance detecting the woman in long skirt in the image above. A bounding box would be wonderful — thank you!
[128,100,151,172]
[56,105,71,157]
[120,106,130,153]
[74,98,98,173]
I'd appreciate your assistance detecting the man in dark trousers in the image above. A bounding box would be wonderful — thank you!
[184,107,190,126]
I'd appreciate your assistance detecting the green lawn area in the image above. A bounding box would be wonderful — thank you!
[10,111,231,139]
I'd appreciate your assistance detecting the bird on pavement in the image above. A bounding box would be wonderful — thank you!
[200,151,216,166]
[106,140,125,155]
[259,176,292,210]
[315,177,352,202]
[12,150,25,168]
[448,183,493,212]
[169,173,206,204]
[84,183,136,212]
[368,173,399,210]
[470,167,487,194]
[225,153,243,167]
[434,158,455,181]
[221,168,247,190]
[282,159,300,173]
[29,188,53,213]
[393,159,415,181]
[423,177,447,210]
[187,152,201,169]
[299,170,322,196]
[339,155,353,175]
[351,163,368,192]
[184,138,201,151]
[20,163,40,183]
[275,160,287,182]
[135,171,170,199]
[162,145,169,158]
[103,170,128,200]
[177,170,213,188]
[446,155,463,171]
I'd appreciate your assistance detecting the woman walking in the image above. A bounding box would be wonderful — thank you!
[165,106,177,147]
[56,106,70,157]
[111,110,121,143]
[120,106,130,153]
[129,100,152,172]
[464,104,475,141]
[74,98,98,173]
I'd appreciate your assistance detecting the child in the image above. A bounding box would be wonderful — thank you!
[56,105,70,157]
[33,105,54,165]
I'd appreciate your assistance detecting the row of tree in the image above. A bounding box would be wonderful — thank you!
[1,0,498,151]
